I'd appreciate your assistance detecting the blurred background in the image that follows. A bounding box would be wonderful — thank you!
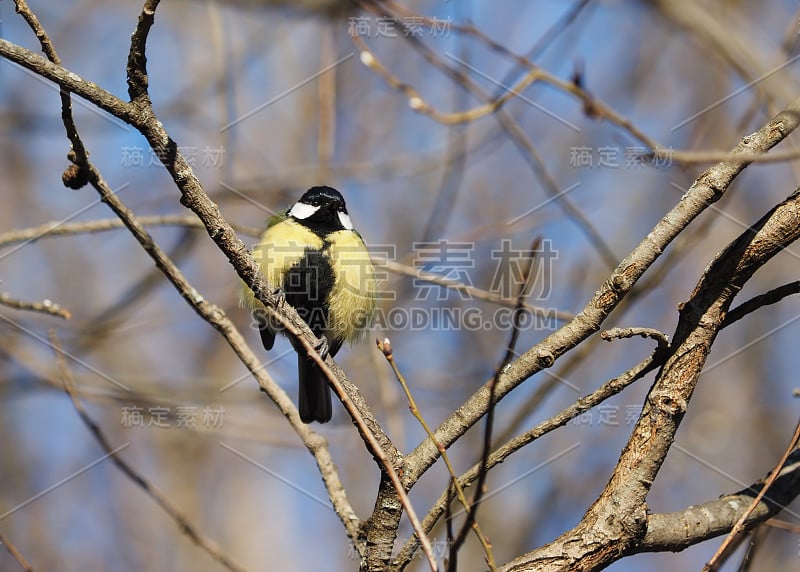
[1,0,799,570]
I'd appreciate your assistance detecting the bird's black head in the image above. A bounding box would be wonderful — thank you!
[289,186,354,234]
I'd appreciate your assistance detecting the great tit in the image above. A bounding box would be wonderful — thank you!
[242,186,377,423]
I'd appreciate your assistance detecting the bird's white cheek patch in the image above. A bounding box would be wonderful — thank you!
[338,212,354,230]
[289,202,319,220]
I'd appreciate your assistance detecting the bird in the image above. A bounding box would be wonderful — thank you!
[242,186,377,423]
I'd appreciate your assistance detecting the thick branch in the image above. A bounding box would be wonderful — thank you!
[500,189,800,570]
[394,343,662,569]
[0,19,367,554]
[638,449,800,553]
[0,39,136,122]
[405,98,800,486]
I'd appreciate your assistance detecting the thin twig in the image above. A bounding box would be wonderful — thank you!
[600,326,669,349]
[0,530,34,572]
[703,418,800,571]
[353,34,544,125]
[3,0,364,553]
[444,480,455,570]
[384,260,573,323]
[377,338,495,570]
[0,215,259,248]
[394,341,664,568]
[0,292,72,320]
[122,3,435,566]
[48,330,247,572]
[723,281,800,327]
[448,238,540,569]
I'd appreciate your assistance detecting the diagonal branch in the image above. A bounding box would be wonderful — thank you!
[500,188,800,570]
[393,333,664,569]
[403,97,800,488]
[49,330,247,572]
[120,3,436,567]
[703,419,800,571]
[638,448,800,553]
[448,237,540,570]
[1,2,365,554]
[0,530,34,572]
[723,280,800,327]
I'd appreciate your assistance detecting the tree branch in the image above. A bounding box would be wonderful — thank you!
[49,331,247,572]
[723,281,800,327]
[404,96,800,489]
[1,5,366,554]
[0,530,34,572]
[500,188,800,570]
[0,292,72,320]
[638,448,800,553]
[704,419,800,571]
[394,338,665,569]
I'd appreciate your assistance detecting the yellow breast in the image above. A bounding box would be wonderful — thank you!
[241,218,323,311]
[241,219,376,344]
[326,229,377,343]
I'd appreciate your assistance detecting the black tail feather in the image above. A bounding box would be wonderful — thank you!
[255,312,276,351]
[297,354,332,423]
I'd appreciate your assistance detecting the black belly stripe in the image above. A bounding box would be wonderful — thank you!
[282,246,336,337]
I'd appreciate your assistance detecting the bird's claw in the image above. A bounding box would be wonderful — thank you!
[271,287,286,308]
[315,335,330,360]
